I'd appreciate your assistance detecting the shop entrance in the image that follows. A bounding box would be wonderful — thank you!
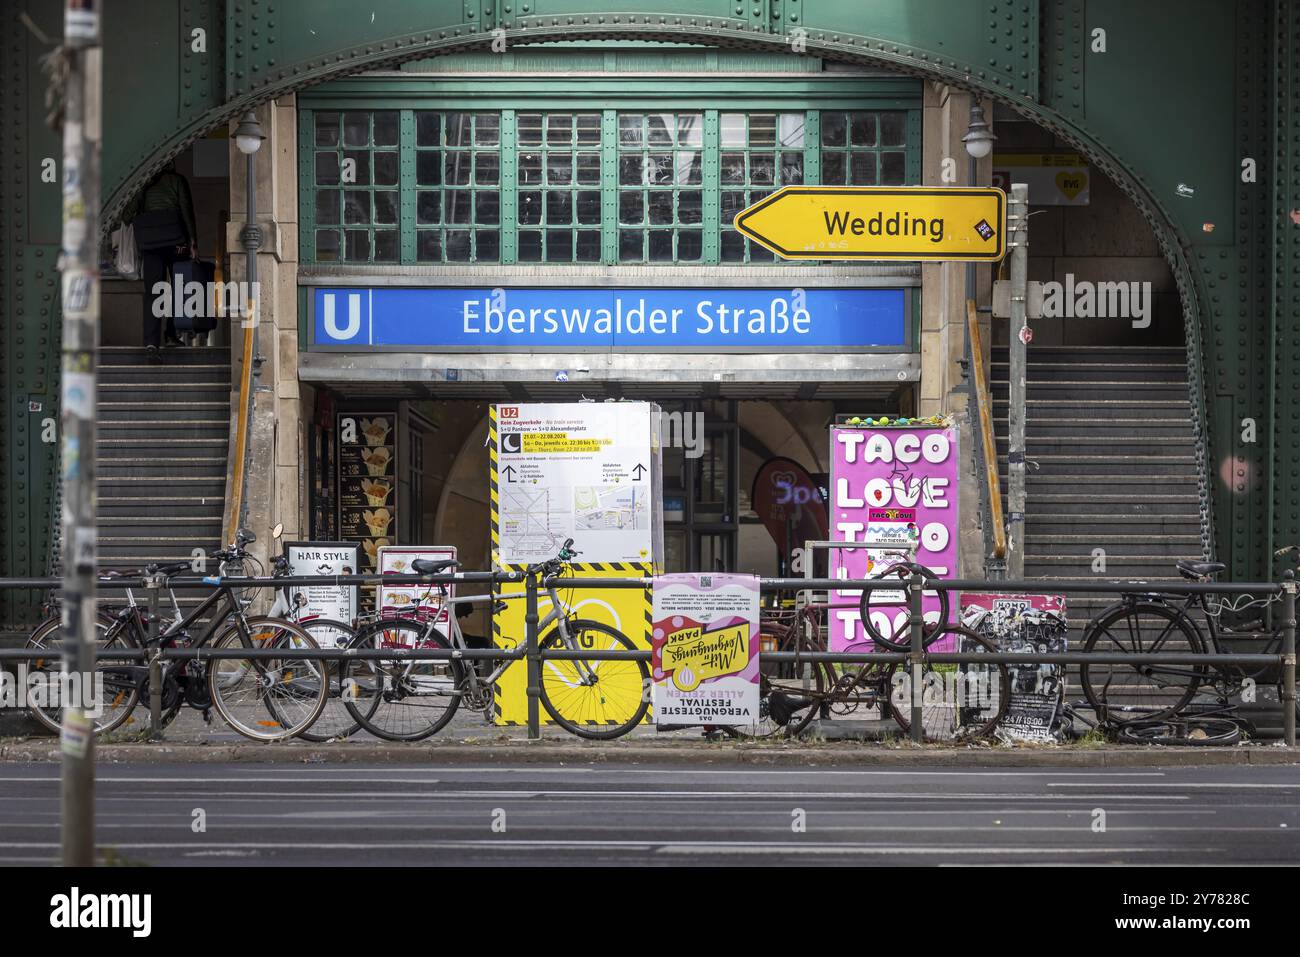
[303,388,908,579]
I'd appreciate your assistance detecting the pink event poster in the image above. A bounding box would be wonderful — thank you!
[829,424,959,652]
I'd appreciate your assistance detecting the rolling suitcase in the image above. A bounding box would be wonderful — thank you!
[170,258,219,334]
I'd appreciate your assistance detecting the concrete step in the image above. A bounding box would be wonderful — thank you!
[97,420,231,441]
[99,346,230,366]
[96,438,229,459]
[993,399,1191,418]
[99,495,225,518]
[1023,536,1203,556]
[95,458,228,479]
[990,360,1187,383]
[993,417,1197,438]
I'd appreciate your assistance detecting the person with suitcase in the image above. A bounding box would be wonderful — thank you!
[119,161,198,356]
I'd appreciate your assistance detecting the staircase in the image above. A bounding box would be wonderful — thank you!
[990,344,1206,629]
[96,347,231,603]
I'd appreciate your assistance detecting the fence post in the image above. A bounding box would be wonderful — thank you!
[1283,570,1296,748]
[909,570,924,744]
[525,570,541,740]
[147,576,163,738]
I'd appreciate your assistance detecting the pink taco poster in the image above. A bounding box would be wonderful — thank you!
[829,424,960,652]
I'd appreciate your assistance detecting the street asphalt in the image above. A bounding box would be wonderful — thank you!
[0,761,1298,866]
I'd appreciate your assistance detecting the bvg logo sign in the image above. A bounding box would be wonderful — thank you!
[500,406,520,419]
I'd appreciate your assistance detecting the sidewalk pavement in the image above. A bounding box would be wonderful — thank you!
[1,734,1296,767]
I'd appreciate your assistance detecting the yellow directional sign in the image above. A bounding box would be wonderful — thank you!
[733,186,1007,262]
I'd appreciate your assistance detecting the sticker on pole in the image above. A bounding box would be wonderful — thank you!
[651,573,760,727]
[60,709,93,759]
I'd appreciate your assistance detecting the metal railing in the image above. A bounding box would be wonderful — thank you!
[966,297,1007,562]
[1,567,1294,746]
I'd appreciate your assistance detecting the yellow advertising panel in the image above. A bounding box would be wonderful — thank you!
[491,564,654,726]
[733,185,1007,262]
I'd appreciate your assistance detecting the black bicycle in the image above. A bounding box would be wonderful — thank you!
[25,529,329,741]
[1079,555,1295,724]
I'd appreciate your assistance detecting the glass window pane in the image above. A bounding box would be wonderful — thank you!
[373,111,399,147]
[677,230,702,262]
[618,154,643,186]
[576,152,601,185]
[547,154,573,186]
[647,113,674,145]
[475,153,500,186]
[749,114,776,147]
[315,112,340,147]
[474,113,499,146]
[518,191,542,225]
[619,191,643,225]
[720,152,745,185]
[648,192,674,225]
[416,151,441,186]
[374,191,398,225]
[373,230,398,262]
[575,230,601,262]
[677,190,702,225]
[619,229,642,261]
[781,152,804,184]
[343,112,369,147]
[850,112,877,147]
[618,114,643,146]
[749,153,775,186]
[343,191,369,225]
[519,152,543,185]
[444,153,471,186]
[446,190,472,224]
[315,190,340,225]
[721,113,746,148]
[344,229,370,261]
[546,190,572,225]
[475,192,500,225]
[881,151,907,184]
[748,239,775,262]
[546,114,572,146]
[677,114,703,148]
[315,229,340,261]
[475,228,499,261]
[416,112,441,147]
[445,113,472,146]
[721,191,746,221]
[518,113,543,146]
[648,230,673,262]
[778,113,805,147]
[821,112,846,148]
[675,152,701,185]
[374,151,398,186]
[342,150,370,185]
[851,152,878,184]
[416,229,442,261]
[417,191,440,225]
[822,151,845,185]
[575,190,601,225]
[545,229,572,262]
[315,151,340,186]
[445,229,471,261]
[517,230,542,262]
[880,112,907,146]
[576,114,601,146]
[646,153,672,186]
[720,230,745,262]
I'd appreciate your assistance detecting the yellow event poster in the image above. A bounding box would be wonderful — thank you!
[491,565,653,726]
[651,573,761,726]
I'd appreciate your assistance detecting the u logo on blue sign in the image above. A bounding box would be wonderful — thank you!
[322,292,365,341]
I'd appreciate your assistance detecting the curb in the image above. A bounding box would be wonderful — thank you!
[1,740,1296,767]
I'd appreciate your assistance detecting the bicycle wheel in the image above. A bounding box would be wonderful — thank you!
[1080,602,1204,720]
[538,620,650,739]
[1117,716,1242,746]
[206,617,328,742]
[294,618,363,742]
[723,633,832,740]
[886,627,1009,741]
[340,618,464,741]
[858,563,949,651]
[24,614,141,736]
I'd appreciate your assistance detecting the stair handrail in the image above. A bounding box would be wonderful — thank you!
[967,298,1006,560]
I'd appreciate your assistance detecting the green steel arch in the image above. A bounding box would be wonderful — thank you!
[2,0,1289,627]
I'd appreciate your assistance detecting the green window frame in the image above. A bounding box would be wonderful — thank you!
[299,81,921,267]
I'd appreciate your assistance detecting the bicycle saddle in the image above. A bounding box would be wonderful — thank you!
[1176,559,1226,580]
[411,558,459,574]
